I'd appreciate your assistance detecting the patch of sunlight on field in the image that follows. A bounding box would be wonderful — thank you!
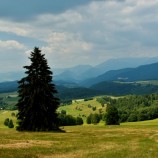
[0,110,17,129]
[122,118,158,126]
[58,98,106,122]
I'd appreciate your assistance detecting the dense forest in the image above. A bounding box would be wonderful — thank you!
[97,94,158,122]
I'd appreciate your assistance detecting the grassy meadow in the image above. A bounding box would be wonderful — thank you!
[58,98,106,123]
[0,110,158,158]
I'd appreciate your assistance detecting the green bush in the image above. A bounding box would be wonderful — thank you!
[86,114,92,124]
[4,118,9,126]
[4,118,14,128]
[76,117,83,125]
[58,114,83,126]
[84,98,93,101]
[86,113,101,124]
[8,119,14,128]
[92,106,96,111]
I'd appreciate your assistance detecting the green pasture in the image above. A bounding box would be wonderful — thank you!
[0,110,158,158]
[0,92,18,110]
[58,98,106,122]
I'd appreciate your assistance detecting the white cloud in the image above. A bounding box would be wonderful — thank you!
[0,20,31,36]
[1,0,158,70]
[0,40,25,49]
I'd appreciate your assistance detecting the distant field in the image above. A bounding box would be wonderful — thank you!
[136,80,158,85]
[0,92,18,110]
[0,111,158,158]
[58,98,106,122]
[122,118,158,126]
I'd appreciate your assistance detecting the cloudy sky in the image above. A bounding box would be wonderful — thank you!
[1,0,158,72]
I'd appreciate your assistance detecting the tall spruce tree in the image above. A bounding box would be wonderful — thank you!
[16,47,60,131]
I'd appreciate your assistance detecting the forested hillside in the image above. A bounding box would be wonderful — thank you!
[97,94,158,123]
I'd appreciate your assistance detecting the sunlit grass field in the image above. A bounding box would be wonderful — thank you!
[0,110,158,158]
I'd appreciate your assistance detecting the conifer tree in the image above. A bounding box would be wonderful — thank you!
[16,47,60,131]
[106,104,120,125]
[8,119,14,128]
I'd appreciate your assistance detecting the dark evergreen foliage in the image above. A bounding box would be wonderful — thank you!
[76,117,84,125]
[4,118,9,126]
[16,47,60,131]
[106,104,120,125]
[86,113,101,124]
[8,119,14,128]
[58,114,83,126]
[98,94,158,123]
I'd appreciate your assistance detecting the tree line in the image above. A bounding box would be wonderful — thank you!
[97,94,158,123]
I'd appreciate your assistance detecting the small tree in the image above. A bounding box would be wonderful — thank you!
[8,119,14,128]
[86,114,92,124]
[106,104,120,125]
[92,106,96,111]
[16,47,60,131]
[4,118,9,126]
[91,113,100,124]
[11,112,16,117]
[76,117,83,125]
[86,113,100,124]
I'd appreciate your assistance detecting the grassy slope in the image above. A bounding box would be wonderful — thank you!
[122,118,158,125]
[0,95,158,157]
[58,98,106,122]
[0,110,158,157]
[0,92,18,109]
[0,110,17,129]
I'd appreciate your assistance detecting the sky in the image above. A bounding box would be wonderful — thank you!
[1,0,158,72]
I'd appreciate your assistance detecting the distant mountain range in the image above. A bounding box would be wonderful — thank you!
[1,57,158,99]
[81,62,158,87]
[54,56,158,83]
[1,57,158,83]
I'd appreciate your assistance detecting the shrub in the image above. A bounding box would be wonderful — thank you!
[88,104,92,108]
[91,113,100,124]
[8,120,14,128]
[92,106,96,111]
[84,98,93,101]
[86,114,92,124]
[86,113,101,124]
[76,117,84,125]
[4,118,9,126]
[11,112,16,117]
[58,114,83,126]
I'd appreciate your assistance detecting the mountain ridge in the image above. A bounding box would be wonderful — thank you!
[81,62,158,87]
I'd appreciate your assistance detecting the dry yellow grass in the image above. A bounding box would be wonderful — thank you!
[0,125,158,158]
